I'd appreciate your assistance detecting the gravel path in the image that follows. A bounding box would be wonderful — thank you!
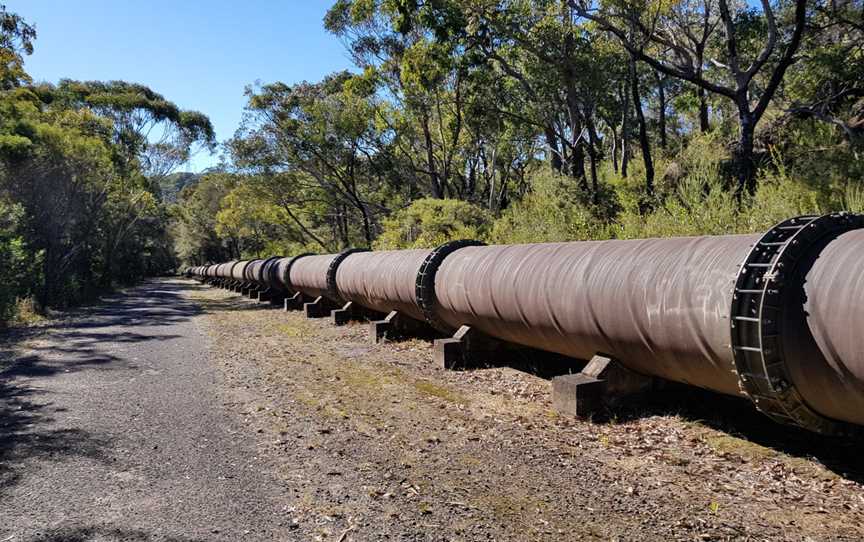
[0,280,294,542]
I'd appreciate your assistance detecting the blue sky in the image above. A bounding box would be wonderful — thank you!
[5,1,355,171]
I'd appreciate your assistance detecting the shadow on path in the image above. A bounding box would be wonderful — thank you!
[457,344,864,485]
[23,526,208,542]
[0,279,201,494]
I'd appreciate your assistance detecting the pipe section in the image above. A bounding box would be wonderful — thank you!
[271,254,311,292]
[289,254,339,300]
[433,235,753,396]
[335,249,432,320]
[231,260,250,283]
[782,228,864,426]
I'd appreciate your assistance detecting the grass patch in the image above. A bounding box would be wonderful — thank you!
[277,323,309,337]
[413,379,469,405]
[706,435,775,461]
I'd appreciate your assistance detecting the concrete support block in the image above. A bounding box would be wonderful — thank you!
[284,292,306,311]
[433,325,507,370]
[257,289,272,303]
[551,355,653,418]
[304,296,336,319]
[369,310,429,344]
[331,301,364,326]
[269,293,286,307]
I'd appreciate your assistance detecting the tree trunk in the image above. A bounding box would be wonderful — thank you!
[655,70,667,149]
[571,143,588,190]
[421,112,443,198]
[586,116,601,200]
[544,127,564,173]
[631,58,655,201]
[695,48,710,133]
[610,123,619,174]
[735,105,757,196]
[620,82,631,178]
[698,86,710,133]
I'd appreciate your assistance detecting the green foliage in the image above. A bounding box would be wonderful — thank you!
[0,197,33,322]
[490,167,615,244]
[158,171,200,203]
[375,198,491,249]
[0,4,213,319]
[614,159,824,240]
[171,172,237,265]
[5,0,864,326]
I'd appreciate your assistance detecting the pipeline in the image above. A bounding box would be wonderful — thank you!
[187,213,864,434]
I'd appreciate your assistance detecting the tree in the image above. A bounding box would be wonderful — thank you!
[0,3,36,89]
[171,173,238,265]
[235,72,390,247]
[568,0,809,194]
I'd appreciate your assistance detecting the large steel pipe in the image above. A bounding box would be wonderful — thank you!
[244,259,264,286]
[429,213,864,430]
[335,249,433,321]
[268,254,312,292]
[195,214,864,433]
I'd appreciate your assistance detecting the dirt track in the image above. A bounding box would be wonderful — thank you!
[2,279,863,541]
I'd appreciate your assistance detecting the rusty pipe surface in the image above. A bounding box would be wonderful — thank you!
[430,216,864,429]
[289,254,338,300]
[251,256,281,287]
[230,260,250,281]
[270,254,313,292]
[244,259,264,285]
[782,228,864,426]
[335,249,432,320]
[215,261,236,279]
[260,256,284,290]
[433,235,755,397]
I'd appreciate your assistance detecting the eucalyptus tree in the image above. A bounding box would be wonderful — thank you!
[783,0,864,149]
[385,0,636,203]
[0,3,35,89]
[30,80,216,286]
[171,173,239,265]
[236,71,391,247]
[325,0,535,205]
[568,0,810,194]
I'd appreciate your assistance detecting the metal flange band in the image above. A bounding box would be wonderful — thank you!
[256,256,282,289]
[730,212,864,434]
[415,239,486,332]
[275,253,313,293]
[326,248,370,303]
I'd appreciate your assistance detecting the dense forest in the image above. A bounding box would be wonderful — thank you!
[1,1,863,323]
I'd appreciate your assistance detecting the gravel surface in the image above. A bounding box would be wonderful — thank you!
[1,280,295,541]
[2,278,864,542]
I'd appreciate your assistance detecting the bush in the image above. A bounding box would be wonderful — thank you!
[489,166,615,244]
[0,199,35,324]
[375,198,491,249]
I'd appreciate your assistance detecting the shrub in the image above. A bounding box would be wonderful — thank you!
[0,199,34,324]
[375,198,491,249]
[489,166,615,244]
